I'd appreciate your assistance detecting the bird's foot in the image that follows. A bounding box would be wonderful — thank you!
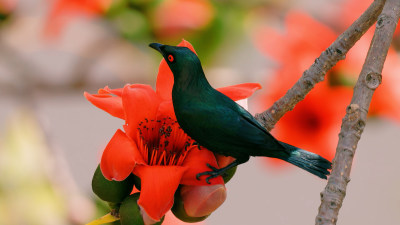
[193,141,202,150]
[196,164,223,184]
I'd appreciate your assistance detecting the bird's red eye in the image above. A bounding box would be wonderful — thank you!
[168,55,174,62]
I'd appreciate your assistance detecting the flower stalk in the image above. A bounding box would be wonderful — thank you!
[85,213,119,225]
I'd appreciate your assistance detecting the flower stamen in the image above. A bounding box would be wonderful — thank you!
[158,151,166,165]
[136,117,194,166]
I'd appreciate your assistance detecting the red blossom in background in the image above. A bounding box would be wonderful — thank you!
[253,12,353,165]
[260,78,350,163]
[0,0,16,14]
[86,40,261,222]
[254,10,400,168]
[152,0,215,39]
[333,0,400,122]
[44,0,111,36]
[338,0,400,36]
[45,0,216,40]
[254,11,338,73]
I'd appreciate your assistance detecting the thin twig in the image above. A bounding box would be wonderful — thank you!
[315,1,400,224]
[255,0,387,131]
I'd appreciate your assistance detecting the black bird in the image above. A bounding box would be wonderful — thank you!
[149,43,331,183]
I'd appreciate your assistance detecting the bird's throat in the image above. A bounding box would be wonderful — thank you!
[172,69,212,92]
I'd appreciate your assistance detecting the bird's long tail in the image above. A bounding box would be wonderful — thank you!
[278,141,332,179]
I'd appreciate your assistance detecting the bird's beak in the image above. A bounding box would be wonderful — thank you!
[149,43,164,53]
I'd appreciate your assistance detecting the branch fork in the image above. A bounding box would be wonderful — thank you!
[254,0,400,224]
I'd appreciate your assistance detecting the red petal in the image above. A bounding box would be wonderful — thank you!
[100,129,145,181]
[155,60,174,101]
[153,0,214,38]
[369,50,400,122]
[180,147,224,186]
[217,83,262,101]
[122,84,160,140]
[253,26,287,63]
[44,0,108,37]
[254,11,337,66]
[98,86,123,97]
[286,11,337,49]
[178,39,197,54]
[134,165,187,221]
[156,40,197,101]
[84,92,124,119]
[157,101,176,120]
[215,154,236,168]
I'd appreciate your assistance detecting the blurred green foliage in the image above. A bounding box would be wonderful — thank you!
[102,0,279,63]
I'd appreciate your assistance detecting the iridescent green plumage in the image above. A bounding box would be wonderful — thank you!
[150,43,331,183]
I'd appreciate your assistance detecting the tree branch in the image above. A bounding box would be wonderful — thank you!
[254,0,387,131]
[315,0,400,224]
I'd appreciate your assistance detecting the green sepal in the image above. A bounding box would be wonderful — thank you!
[221,165,237,184]
[171,187,209,223]
[120,193,164,225]
[108,202,121,210]
[133,175,141,190]
[92,165,136,203]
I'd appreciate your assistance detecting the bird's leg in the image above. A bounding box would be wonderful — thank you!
[193,141,202,150]
[197,157,248,184]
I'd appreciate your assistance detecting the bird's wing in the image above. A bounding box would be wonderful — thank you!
[236,104,271,135]
[179,98,284,157]
[228,103,285,151]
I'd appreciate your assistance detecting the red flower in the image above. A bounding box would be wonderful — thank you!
[336,0,400,37]
[254,11,338,74]
[254,10,400,169]
[85,40,261,222]
[44,0,111,37]
[152,0,215,39]
[336,32,400,122]
[334,0,400,122]
[368,49,400,121]
[0,0,16,14]
[253,12,353,164]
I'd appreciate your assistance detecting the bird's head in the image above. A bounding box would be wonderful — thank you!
[149,43,204,82]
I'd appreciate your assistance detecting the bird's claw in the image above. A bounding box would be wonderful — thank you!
[196,163,222,184]
[193,141,202,150]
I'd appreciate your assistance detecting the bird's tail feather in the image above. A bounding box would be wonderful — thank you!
[278,141,332,179]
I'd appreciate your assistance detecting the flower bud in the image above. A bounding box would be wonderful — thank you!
[171,191,208,223]
[172,184,226,222]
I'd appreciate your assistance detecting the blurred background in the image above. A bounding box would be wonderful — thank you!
[1,0,399,224]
